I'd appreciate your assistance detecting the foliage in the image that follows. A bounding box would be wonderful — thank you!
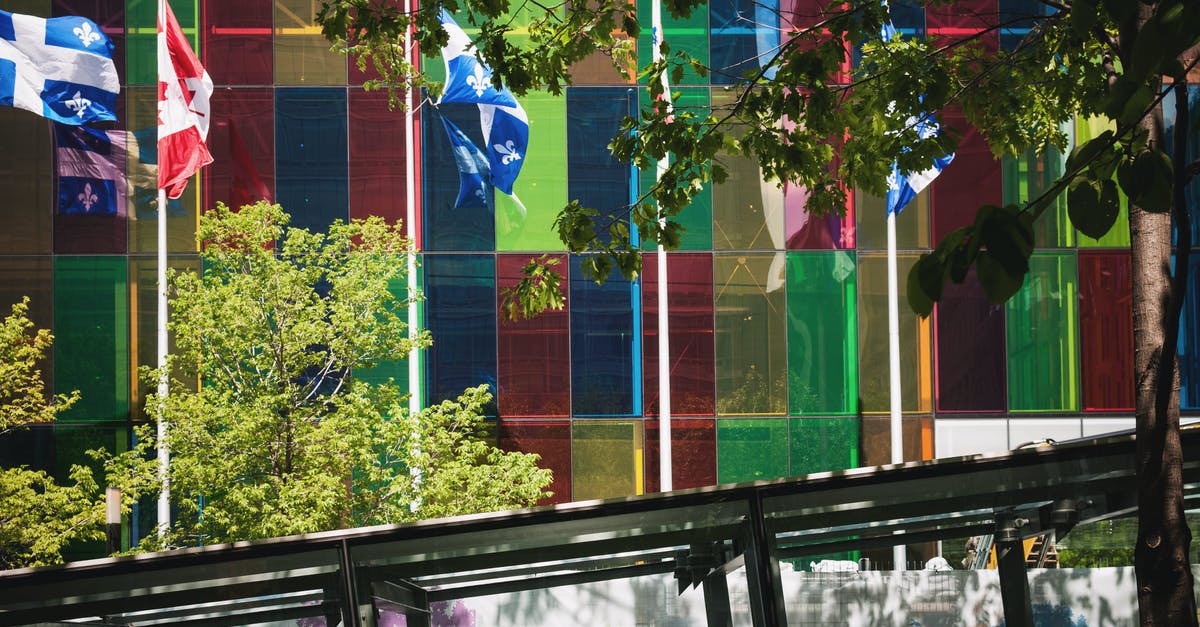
[0,298,79,435]
[133,202,551,547]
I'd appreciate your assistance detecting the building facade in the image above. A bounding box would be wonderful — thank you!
[0,0,1198,554]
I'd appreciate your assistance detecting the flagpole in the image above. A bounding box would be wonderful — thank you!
[155,0,170,540]
[404,0,420,422]
[651,0,672,493]
[887,209,905,570]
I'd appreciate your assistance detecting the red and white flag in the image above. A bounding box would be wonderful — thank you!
[157,0,212,199]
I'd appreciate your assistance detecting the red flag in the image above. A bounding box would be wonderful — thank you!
[157,0,213,199]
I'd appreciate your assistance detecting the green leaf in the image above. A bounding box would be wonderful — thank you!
[976,251,1026,304]
[1065,131,1114,174]
[622,13,640,39]
[1121,149,1174,213]
[1068,176,1120,239]
[906,255,936,317]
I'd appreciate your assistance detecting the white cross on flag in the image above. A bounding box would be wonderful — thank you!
[157,0,212,199]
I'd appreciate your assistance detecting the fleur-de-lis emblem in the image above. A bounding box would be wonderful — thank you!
[78,182,99,212]
[466,65,490,97]
[474,183,488,203]
[494,140,521,165]
[63,92,92,116]
[885,170,899,191]
[73,21,101,47]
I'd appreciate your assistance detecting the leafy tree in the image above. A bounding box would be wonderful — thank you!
[318,0,1200,621]
[134,202,551,547]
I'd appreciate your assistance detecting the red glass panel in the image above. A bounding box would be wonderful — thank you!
[644,418,717,493]
[1079,251,1134,411]
[934,271,1006,411]
[204,88,274,213]
[931,110,1001,243]
[642,252,715,417]
[203,0,272,85]
[926,0,998,52]
[496,254,571,418]
[497,419,571,505]
[350,91,420,240]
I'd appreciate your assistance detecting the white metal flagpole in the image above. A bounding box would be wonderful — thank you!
[651,0,672,493]
[887,208,905,570]
[155,0,170,540]
[405,0,420,420]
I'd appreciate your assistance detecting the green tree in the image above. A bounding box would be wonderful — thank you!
[136,202,550,547]
[318,0,1199,622]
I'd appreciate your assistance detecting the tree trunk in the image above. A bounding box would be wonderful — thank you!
[1130,77,1197,624]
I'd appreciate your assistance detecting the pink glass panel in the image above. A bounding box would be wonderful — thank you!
[350,91,418,238]
[497,254,571,418]
[642,252,715,417]
[204,88,275,212]
[927,0,998,52]
[644,418,717,493]
[931,109,1002,243]
[1079,251,1134,411]
[785,183,855,249]
[497,419,571,505]
[203,0,272,85]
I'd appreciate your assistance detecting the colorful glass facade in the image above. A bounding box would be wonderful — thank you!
[0,0,1197,556]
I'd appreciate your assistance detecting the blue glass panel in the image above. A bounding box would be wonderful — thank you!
[710,0,776,85]
[567,87,632,243]
[275,88,348,234]
[998,0,1052,52]
[1164,85,1200,247]
[852,0,923,66]
[424,254,497,414]
[422,102,495,251]
[571,255,638,416]
[1181,255,1200,410]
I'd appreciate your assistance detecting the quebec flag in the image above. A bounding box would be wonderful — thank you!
[55,124,126,215]
[0,10,119,125]
[880,17,953,216]
[440,113,491,209]
[437,9,529,196]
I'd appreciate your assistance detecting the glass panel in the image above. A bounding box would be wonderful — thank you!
[934,418,1007,457]
[127,86,198,254]
[56,425,128,561]
[205,87,274,211]
[497,254,570,418]
[934,271,1006,412]
[709,0,775,85]
[789,417,859,475]
[0,423,54,475]
[52,0,125,82]
[1078,251,1134,411]
[275,88,348,234]
[54,257,129,423]
[855,187,930,250]
[422,102,494,251]
[1008,418,1080,448]
[572,420,643,500]
[273,0,346,85]
[204,0,272,85]
[1180,255,1200,410]
[642,252,715,417]
[349,90,412,233]
[786,251,858,415]
[1074,116,1130,247]
[571,255,637,417]
[1002,144,1073,248]
[644,418,716,493]
[498,91,568,251]
[53,123,129,254]
[786,184,854,250]
[129,256,200,421]
[926,0,997,52]
[716,418,789,483]
[567,87,632,243]
[0,109,52,253]
[424,254,497,412]
[0,257,53,390]
[1006,251,1080,412]
[638,0,708,85]
[786,0,860,80]
[127,0,196,86]
[354,262,418,400]
[999,0,1053,51]
[1164,85,1200,246]
[639,88,712,251]
[930,110,1002,244]
[856,253,932,413]
[498,419,571,505]
[714,253,787,415]
[861,415,933,465]
[712,91,784,251]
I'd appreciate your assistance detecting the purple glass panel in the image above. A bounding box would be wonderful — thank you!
[1078,251,1134,411]
[644,418,717,493]
[785,183,855,249]
[931,110,1002,243]
[934,271,1006,411]
[204,88,274,212]
[642,252,715,417]
[498,419,571,505]
[203,0,272,85]
[496,254,571,418]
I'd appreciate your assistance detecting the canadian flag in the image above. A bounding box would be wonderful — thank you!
[157,0,213,199]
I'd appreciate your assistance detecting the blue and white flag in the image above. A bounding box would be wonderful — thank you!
[0,10,119,125]
[55,124,127,215]
[880,15,953,216]
[439,113,492,209]
[437,9,529,196]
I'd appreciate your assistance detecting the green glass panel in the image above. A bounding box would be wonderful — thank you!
[714,253,787,415]
[1006,251,1080,412]
[855,188,930,251]
[716,418,788,483]
[787,252,858,415]
[1002,145,1073,248]
[1074,116,1130,248]
[127,86,200,254]
[789,417,859,475]
[639,88,712,250]
[130,256,200,421]
[355,257,424,403]
[498,91,567,251]
[856,253,932,414]
[572,420,643,500]
[637,0,708,85]
[274,0,346,85]
[127,0,198,86]
[55,257,129,423]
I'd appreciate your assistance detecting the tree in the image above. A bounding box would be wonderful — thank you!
[317,0,1199,621]
[134,202,551,547]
